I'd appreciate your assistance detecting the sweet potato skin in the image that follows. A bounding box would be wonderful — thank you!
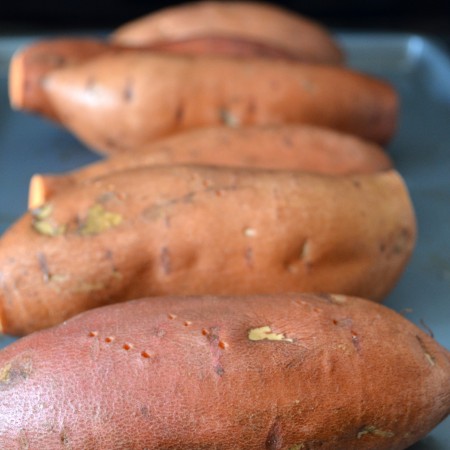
[28,124,393,208]
[0,167,415,335]
[42,53,398,153]
[111,1,344,64]
[0,293,448,449]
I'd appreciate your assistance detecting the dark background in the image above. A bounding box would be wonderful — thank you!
[1,0,450,39]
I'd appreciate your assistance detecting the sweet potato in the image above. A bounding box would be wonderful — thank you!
[0,293,448,449]
[9,34,325,121]
[41,52,398,153]
[28,124,393,209]
[0,166,415,335]
[111,1,344,64]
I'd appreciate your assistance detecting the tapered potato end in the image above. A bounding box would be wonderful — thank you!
[8,38,111,121]
[28,173,75,209]
[8,50,26,111]
[28,174,53,210]
[8,45,58,120]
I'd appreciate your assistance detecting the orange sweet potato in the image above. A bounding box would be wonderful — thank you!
[111,1,344,64]
[28,124,393,209]
[40,52,398,153]
[0,166,415,336]
[8,34,325,121]
[0,293,448,449]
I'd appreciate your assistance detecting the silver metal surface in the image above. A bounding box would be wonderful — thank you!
[0,34,449,448]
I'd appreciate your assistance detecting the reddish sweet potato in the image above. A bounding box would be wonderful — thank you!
[41,52,398,153]
[0,293,448,449]
[28,124,393,209]
[112,1,344,64]
[0,166,415,335]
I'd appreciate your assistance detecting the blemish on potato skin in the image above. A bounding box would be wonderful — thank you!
[383,227,411,259]
[97,191,121,204]
[419,318,435,338]
[288,444,305,450]
[31,203,53,220]
[18,430,30,450]
[160,246,171,275]
[37,251,51,282]
[357,425,395,439]
[122,78,134,102]
[328,294,347,305]
[285,241,313,274]
[0,363,12,383]
[248,326,293,343]
[31,204,66,237]
[0,356,33,390]
[416,335,436,366]
[72,280,106,294]
[174,103,184,123]
[205,327,226,376]
[218,340,228,350]
[219,108,240,127]
[392,228,410,255]
[104,136,119,150]
[142,184,244,220]
[79,204,123,235]
[300,240,311,261]
[60,429,70,447]
[244,227,257,237]
[92,331,156,360]
[351,331,361,353]
[265,420,283,450]
[32,219,66,237]
[103,249,122,280]
[141,351,153,359]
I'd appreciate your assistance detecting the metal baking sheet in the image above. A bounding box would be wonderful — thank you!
[0,33,449,448]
